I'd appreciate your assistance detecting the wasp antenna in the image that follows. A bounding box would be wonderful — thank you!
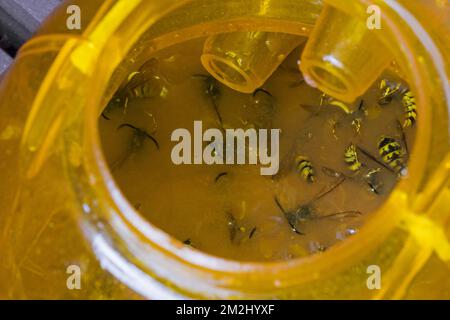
[253,88,273,98]
[118,123,160,150]
[274,196,287,215]
[144,132,160,150]
[215,172,228,183]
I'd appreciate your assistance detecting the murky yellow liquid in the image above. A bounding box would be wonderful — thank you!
[99,37,416,262]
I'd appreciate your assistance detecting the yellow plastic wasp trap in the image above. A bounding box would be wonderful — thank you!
[0,0,449,299]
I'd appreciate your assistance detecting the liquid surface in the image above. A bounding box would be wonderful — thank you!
[99,37,416,261]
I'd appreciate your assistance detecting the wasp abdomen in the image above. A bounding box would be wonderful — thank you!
[402,90,417,128]
[295,156,315,183]
[378,136,405,173]
[344,144,362,172]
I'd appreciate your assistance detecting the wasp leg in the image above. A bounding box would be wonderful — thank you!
[356,145,396,174]
[117,123,160,150]
[274,197,304,235]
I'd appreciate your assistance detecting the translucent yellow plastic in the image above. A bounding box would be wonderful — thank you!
[0,0,449,299]
[201,32,303,93]
[300,5,392,104]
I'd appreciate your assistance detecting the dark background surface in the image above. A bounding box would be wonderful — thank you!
[0,0,62,74]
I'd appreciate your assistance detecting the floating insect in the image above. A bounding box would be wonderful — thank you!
[364,168,384,195]
[378,79,405,105]
[402,90,417,128]
[351,118,362,136]
[118,59,169,100]
[326,100,365,139]
[242,88,276,129]
[378,136,406,175]
[112,123,159,171]
[183,239,194,247]
[118,123,159,150]
[323,166,382,196]
[101,60,169,119]
[344,144,363,172]
[295,156,315,183]
[275,177,361,235]
[125,74,168,99]
[227,212,247,244]
[193,74,223,127]
[379,79,417,128]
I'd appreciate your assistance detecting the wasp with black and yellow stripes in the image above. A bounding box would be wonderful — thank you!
[378,79,417,128]
[344,144,363,172]
[119,58,169,100]
[378,79,404,105]
[295,156,315,183]
[402,90,417,128]
[378,136,406,175]
[275,176,361,235]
